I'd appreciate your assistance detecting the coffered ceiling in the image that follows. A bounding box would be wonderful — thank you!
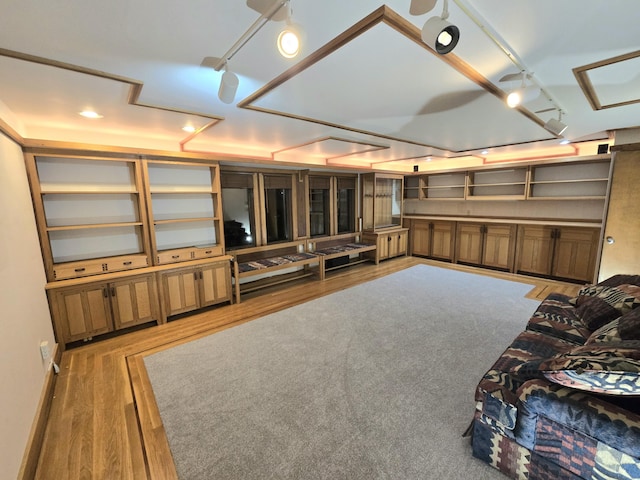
[0,1,638,172]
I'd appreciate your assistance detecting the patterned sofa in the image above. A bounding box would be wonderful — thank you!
[470,274,640,479]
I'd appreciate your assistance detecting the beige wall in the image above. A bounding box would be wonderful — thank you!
[0,133,55,478]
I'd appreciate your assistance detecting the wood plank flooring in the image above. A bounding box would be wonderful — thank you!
[34,258,581,479]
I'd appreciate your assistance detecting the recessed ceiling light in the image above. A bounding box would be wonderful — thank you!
[559,139,571,145]
[182,125,196,133]
[481,150,489,155]
[79,110,103,119]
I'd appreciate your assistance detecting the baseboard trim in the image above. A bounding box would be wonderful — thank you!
[17,343,61,480]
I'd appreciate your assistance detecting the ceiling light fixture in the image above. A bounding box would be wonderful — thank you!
[277,3,303,58]
[202,0,303,104]
[182,125,196,133]
[421,0,460,55]
[544,110,568,136]
[217,64,240,104]
[452,0,567,123]
[503,72,541,108]
[79,110,103,119]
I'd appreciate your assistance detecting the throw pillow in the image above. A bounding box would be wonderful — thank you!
[586,318,622,344]
[587,308,640,344]
[512,343,640,396]
[619,307,640,340]
[571,284,640,330]
[574,295,621,330]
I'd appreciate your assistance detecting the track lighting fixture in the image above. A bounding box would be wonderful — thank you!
[421,0,460,55]
[544,111,568,136]
[277,2,303,58]
[218,63,239,104]
[503,72,540,108]
[202,0,305,104]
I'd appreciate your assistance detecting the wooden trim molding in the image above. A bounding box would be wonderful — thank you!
[0,47,224,149]
[17,344,61,480]
[573,49,640,111]
[238,5,552,154]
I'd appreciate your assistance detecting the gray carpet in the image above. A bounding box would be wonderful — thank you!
[145,264,540,479]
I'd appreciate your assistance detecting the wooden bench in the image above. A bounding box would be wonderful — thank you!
[309,234,377,280]
[231,240,319,303]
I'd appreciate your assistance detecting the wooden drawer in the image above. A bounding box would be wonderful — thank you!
[156,248,195,264]
[53,254,149,280]
[192,245,224,260]
[53,260,107,280]
[104,254,148,273]
[157,245,224,264]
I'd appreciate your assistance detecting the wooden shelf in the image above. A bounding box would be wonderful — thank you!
[153,217,217,225]
[47,222,144,232]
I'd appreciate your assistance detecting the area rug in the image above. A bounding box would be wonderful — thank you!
[144,264,540,479]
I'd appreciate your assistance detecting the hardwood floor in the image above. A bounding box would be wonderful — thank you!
[34,257,581,479]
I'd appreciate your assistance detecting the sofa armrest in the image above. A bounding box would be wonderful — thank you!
[515,379,640,459]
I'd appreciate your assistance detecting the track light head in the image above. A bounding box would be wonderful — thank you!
[422,15,460,54]
[506,85,540,108]
[218,68,239,104]
[277,22,303,58]
[545,116,568,136]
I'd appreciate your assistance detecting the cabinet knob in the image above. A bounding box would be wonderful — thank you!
[606,236,615,245]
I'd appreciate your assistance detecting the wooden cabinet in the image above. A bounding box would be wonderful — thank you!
[49,273,159,344]
[144,159,224,265]
[361,173,404,230]
[161,260,232,318]
[410,220,455,261]
[516,225,600,282]
[25,154,151,282]
[467,168,527,200]
[405,156,610,202]
[528,160,610,200]
[363,228,408,263]
[456,223,515,271]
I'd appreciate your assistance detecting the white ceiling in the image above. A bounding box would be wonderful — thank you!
[1,0,639,172]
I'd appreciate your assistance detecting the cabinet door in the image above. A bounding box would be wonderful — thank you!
[199,262,231,307]
[483,225,515,270]
[517,225,555,275]
[411,221,431,256]
[397,230,408,256]
[377,234,389,260]
[162,268,199,316]
[54,285,113,343]
[111,275,158,330]
[456,223,483,265]
[553,227,599,282]
[431,221,455,260]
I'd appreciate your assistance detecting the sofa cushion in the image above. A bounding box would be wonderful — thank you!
[526,293,592,345]
[512,342,640,396]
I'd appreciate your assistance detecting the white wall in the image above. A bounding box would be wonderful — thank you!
[0,134,56,478]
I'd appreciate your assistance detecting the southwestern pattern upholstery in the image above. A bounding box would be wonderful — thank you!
[471,274,640,479]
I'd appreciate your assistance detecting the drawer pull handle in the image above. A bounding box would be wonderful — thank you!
[123,261,132,266]
[75,268,86,273]
[205,250,212,254]
[172,255,180,259]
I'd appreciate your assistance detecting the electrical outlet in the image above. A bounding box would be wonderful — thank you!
[40,341,51,362]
